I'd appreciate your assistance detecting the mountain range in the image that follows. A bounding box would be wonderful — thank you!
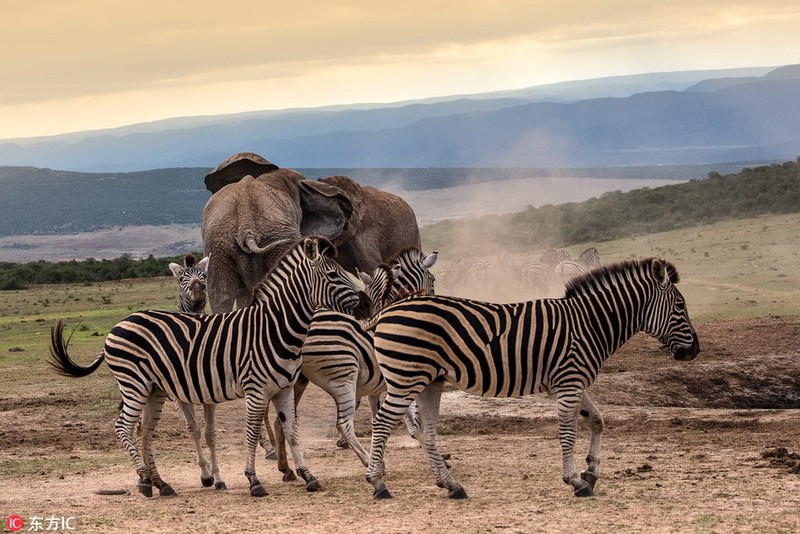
[2,65,799,172]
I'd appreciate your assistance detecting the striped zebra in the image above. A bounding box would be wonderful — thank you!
[167,252,276,490]
[49,237,363,498]
[168,253,209,314]
[555,247,603,287]
[364,257,699,499]
[272,247,438,476]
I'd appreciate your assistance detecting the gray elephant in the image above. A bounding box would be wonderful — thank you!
[201,152,421,313]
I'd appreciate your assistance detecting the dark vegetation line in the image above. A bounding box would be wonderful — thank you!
[1,159,799,290]
[421,158,800,258]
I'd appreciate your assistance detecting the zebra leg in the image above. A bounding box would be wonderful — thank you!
[403,400,420,440]
[416,382,466,499]
[260,404,277,461]
[243,393,270,497]
[272,387,321,491]
[366,391,415,499]
[140,388,177,497]
[202,404,227,490]
[273,414,297,482]
[174,400,214,488]
[114,393,151,497]
[556,391,595,497]
[579,392,604,490]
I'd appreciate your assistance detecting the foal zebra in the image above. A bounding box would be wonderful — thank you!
[365,258,699,499]
[49,237,363,498]
[169,253,209,314]
[272,247,438,474]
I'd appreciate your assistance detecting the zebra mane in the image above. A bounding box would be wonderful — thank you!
[252,236,337,304]
[563,257,679,298]
[183,253,198,268]
[385,246,422,265]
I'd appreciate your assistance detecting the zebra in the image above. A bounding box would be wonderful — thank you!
[364,257,699,499]
[272,247,438,476]
[168,253,209,315]
[167,252,276,490]
[555,247,603,287]
[49,237,364,498]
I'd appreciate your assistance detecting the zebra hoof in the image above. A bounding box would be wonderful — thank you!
[137,479,153,498]
[448,487,468,499]
[214,481,227,491]
[574,485,595,497]
[159,484,177,497]
[580,471,598,489]
[250,484,268,497]
[264,450,277,461]
[201,476,214,488]
[373,487,393,499]
[305,478,322,492]
[336,438,350,449]
[281,470,297,482]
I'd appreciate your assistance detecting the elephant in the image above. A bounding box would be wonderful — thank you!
[201,152,422,313]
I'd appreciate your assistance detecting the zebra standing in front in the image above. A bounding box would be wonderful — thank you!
[365,258,699,499]
[49,237,363,498]
[271,247,438,475]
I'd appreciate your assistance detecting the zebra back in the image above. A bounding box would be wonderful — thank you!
[169,253,209,314]
[103,237,362,405]
[372,257,699,399]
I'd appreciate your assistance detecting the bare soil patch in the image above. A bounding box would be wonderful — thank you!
[1,316,799,533]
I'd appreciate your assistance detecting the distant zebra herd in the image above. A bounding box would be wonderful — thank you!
[439,246,603,299]
[49,238,699,500]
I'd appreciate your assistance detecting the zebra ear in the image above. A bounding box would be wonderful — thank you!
[196,256,210,272]
[423,250,438,269]
[303,237,320,262]
[651,259,669,286]
[168,263,182,278]
[391,264,401,280]
[358,269,373,285]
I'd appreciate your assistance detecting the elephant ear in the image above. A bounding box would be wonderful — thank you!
[298,179,354,241]
[316,176,365,243]
[204,152,280,194]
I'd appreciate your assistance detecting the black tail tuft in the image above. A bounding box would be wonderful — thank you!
[48,319,105,378]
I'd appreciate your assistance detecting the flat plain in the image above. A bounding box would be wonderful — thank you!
[1,213,798,533]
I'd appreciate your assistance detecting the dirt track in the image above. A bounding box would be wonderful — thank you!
[1,316,799,533]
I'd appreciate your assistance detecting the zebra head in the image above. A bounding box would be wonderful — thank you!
[641,258,700,361]
[355,247,439,319]
[169,254,210,313]
[301,237,364,315]
[389,247,438,298]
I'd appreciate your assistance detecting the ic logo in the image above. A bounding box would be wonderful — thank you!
[6,515,24,532]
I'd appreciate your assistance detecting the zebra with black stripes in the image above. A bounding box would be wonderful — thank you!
[49,237,363,498]
[364,257,699,499]
[168,253,209,315]
[272,247,437,475]
[167,252,276,491]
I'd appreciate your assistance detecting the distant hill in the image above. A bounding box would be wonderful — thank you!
[422,159,800,258]
[0,164,748,238]
[0,65,789,171]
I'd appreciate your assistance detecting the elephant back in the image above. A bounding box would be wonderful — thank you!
[204,152,281,194]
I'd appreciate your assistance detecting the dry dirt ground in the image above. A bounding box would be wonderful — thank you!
[1,316,799,533]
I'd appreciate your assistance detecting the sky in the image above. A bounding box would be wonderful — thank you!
[1,0,799,140]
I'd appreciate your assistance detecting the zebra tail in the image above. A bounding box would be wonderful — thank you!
[48,319,105,378]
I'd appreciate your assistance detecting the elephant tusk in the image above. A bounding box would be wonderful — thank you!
[244,236,294,255]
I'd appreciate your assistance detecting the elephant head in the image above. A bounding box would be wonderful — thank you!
[201,153,421,314]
